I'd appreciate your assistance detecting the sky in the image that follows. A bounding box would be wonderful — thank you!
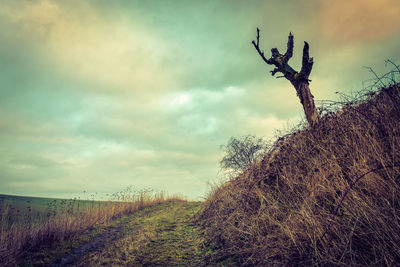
[0,0,399,200]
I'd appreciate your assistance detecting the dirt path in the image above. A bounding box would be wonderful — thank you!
[49,201,205,266]
[50,220,130,266]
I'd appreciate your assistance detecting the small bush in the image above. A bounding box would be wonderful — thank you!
[220,135,267,178]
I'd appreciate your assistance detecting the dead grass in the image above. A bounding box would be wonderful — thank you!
[198,83,400,266]
[0,190,183,266]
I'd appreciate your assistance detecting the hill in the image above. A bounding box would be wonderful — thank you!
[198,83,400,265]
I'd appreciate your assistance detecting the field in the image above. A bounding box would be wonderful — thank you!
[0,191,184,266]
[1,195,234,266]
[0,194,123,225]
[1,194,79,225]
[16,201,206,266]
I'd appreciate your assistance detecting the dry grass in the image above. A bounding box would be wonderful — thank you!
[198,83,400,266]
[0,190,183,266]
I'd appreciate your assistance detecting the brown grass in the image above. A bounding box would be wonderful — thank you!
[0,190,184,266]
[198,83,400,266]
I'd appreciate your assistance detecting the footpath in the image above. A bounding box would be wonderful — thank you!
[20,201,209,266]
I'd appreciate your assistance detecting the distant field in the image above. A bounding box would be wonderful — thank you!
[0,194,103,224]
[1,194,62,213]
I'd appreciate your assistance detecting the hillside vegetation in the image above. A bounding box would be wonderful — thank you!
[198,83,400,266]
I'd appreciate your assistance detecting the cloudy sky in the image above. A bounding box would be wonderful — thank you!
[0,0,399,200]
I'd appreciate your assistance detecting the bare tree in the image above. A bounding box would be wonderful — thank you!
[252,28,319,127]
[220,135,266,176]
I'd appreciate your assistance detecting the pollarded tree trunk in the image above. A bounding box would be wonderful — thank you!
[294,81,319,127]
[252,28,319,127]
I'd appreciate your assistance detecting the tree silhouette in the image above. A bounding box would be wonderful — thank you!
[252,28,319,127]
[220,135,265,176]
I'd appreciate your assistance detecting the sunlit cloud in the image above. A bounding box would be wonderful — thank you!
[163,86,244,111]
[319,0,400,44]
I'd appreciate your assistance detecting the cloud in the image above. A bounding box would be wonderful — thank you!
[319,0,400,44]
[0,0,182,98]
[1,0,398,200]
[245,114,298,138]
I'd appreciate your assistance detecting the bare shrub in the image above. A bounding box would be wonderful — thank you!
[220,135,267,178]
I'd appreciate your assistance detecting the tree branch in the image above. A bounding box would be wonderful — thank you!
[284,32,293,60]
[252,29,298,80]
[251,27,273,65]
[299,41,313,80]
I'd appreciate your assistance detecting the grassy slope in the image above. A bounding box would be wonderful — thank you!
[199,83,400,265]
[18,201,209,267]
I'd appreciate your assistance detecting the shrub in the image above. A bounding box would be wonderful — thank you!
[220,135,267,178]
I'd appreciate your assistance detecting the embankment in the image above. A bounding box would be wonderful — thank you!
[199,83,400,266]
